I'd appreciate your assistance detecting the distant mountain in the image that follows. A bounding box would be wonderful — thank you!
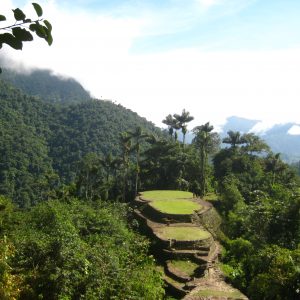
[1,68,91,103]
[221,116,259,134]
[220,116,300,163]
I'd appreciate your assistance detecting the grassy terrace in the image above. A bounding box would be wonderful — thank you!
[168,260,198,276]
[141,190,193,200]
[157,226,211,241]
[150,199,200,214]
[140,190,202,214]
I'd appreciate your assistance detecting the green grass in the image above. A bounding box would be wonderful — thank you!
[141,190,193,201]
[169,260,198,276]
[150,199,201,214]
[195,289,244,298]
[158,226,211,241]
[141,190,201,214]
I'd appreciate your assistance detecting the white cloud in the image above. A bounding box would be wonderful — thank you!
[288,125,300,135]
[2,0,300,131]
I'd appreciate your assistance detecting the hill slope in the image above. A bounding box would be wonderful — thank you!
[0,71,164,206]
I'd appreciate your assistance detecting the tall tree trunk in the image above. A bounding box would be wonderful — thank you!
[134,147,140,197]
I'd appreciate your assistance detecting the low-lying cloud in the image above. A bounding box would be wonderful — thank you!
[2,0,300,130]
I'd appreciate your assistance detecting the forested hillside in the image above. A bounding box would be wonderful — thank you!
[0,74,164,206]
[0,70,166,299]
[0,69,299,299]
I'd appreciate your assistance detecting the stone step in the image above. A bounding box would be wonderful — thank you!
[139,203,194,223]
[163,273,188,298]
[162,248,209,264]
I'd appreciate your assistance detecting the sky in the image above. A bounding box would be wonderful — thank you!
[2,0,300,131]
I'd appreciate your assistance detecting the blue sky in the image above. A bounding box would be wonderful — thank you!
[3,0,300,132]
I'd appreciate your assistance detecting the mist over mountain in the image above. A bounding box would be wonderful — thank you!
[220,116,300,163]
[0,67,91,103]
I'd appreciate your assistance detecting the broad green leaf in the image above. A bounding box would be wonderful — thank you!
[0,68,2,74]
[12,27,33,42]
[29,23,37,32]
[0,33,23,50]
[42,26,53,45]
[0,15,6,22]
[32,3,43,17]
[46,31,53,46]
[24,18,32,23]
[12,8,26,21]
[44,20,52,32]
[34,23,47,38]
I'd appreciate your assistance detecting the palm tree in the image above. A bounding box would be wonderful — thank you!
[241,133,270,154]
[266,153,286,185]
[100,153,113,182]
[162,114,180,141]
[173,109,194,146]
[76,153,102,201]
[222,130,246,149]
[128,127,149,197]
[193,122,220,197]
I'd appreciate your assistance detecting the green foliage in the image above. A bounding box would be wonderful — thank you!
[0,197,24,299]
[6,198,164,299]
[192,122,220,196]
[0,77,163,205]
[0,3,52,54]
[141,139,200,191]
[223,242,300,300]
[0,81,59,207]
[1,65,299,300]
[247,245,300,300]
[173,109,194,145]
[214,131,300,299]
[219,175,245,214]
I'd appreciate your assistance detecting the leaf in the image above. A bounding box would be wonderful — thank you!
[32,3,43,17]
[12,27,33,42]
[0,15,6,22]
[35,23,47,38]
[12,8,26,21]
[42,26,53,46]
[29,23,37,32]
[44,20,52,32]
[0,33,22,50]
[46,31,53,46]
[24,18,32,23]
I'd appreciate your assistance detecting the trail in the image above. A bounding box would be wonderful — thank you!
[134,191,248,299]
